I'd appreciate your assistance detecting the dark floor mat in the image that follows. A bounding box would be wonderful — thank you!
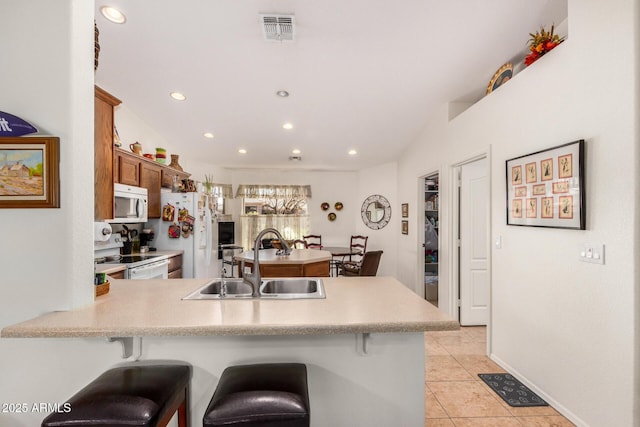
[478,373,548,407]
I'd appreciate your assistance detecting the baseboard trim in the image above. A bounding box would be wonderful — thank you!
[489,353,589,427]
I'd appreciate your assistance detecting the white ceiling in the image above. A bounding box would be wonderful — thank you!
[94,0,567,171]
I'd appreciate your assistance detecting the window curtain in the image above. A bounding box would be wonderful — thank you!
[240,215,310,250]
[204,183,233,198]
[236,184,312,250]
[235,184,312,199]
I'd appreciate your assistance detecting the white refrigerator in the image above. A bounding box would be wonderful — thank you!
[147,191,218,278]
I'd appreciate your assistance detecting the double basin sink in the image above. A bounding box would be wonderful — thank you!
[182,278,325,300]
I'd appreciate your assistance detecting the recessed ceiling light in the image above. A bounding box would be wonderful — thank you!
[348,150,357,156]
[276,90,290,97]
[203,132,214,139]
[170,92,186,101]
[238,148,247,154]
[100,6,126,24]
[282,123,293,130]
[291,149,301,154]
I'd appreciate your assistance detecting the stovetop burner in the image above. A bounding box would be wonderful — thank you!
[95,254,164,265]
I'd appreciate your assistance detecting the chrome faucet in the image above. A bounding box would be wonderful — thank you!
[241,228,291,297]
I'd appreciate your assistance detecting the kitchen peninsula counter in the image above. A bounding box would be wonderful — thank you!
[1,276,458,425]
[1,276,457,338]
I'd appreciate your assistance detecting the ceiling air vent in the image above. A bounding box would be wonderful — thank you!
[261,14,295,42]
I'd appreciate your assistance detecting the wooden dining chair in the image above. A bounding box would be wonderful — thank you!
[349,235,368,264]
[292,239,307,249]
[340,250,383,277]
[334,235,368,275]
[303,234,322,249]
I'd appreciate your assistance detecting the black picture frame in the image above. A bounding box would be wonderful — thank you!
[506,139,585,229]
[401,203,408,218]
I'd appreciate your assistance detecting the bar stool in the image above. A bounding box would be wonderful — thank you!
[203,363,310,426]
[41,362,191,427]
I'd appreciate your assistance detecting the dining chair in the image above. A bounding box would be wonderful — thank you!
[292,239,306,249]
[349,235,368,263]
[303,234,322,249]
[339,250,383,276]
[334,235,368,275]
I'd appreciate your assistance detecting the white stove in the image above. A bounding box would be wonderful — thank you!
[95,233,169,280]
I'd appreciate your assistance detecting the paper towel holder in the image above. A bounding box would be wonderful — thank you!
[94,222,113,243]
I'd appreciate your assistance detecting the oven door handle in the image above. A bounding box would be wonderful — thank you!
[133,259,169,272]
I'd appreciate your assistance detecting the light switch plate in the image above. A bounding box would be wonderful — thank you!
[579,243,605,264]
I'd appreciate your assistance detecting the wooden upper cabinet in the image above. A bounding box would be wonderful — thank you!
[140,162,162,218]
[96,84,192,221]
[94,86,121,221]
[114,148,190,219]
[117,154,140,186]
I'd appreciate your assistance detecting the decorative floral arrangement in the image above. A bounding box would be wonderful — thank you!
[525,24,564,66]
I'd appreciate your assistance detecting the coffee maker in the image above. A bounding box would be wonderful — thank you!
[140,229,155,251]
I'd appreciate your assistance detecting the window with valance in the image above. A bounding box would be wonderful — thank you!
[236,184,311,250]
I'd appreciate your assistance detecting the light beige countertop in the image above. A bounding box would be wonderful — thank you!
[96,264,127,275]
[95,250,183,274]
[1,276,458,338]
[235,248,331,265]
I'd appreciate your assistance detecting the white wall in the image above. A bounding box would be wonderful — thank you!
[0,0,94,326]
[396,105,452,303]
[356,162,398,277]
[114,103,233,185]
[0,0,97,424]
[397,0,638,425]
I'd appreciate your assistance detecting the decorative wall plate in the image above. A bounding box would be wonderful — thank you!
[334,202,343,210]
[361,194,391,230]
[321,202,330,211]
[486,63,513,95]
[328,212,337,221]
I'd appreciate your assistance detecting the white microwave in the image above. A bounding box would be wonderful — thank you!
[111,183,148,223]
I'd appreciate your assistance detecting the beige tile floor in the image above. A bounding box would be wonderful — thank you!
[425,327,576,427]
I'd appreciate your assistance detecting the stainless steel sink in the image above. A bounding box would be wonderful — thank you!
[182,278,325,300]
[260,278,325,299]
[182,279,253,299]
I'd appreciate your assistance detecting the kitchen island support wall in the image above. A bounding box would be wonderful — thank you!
[1,333,425,426]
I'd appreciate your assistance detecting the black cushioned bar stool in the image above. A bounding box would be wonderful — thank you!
[42,362,191,427]
[203,363,310,427]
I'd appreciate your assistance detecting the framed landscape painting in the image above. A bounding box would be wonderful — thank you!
[0,137,60,208]
[506,140,584,229]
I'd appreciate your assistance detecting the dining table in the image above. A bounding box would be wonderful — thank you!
[321,246,362,276]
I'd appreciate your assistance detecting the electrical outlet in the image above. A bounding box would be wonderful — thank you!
[579,243,605,264]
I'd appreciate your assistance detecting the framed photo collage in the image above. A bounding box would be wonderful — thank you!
[506,140,585,229]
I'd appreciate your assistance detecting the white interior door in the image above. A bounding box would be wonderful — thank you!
[459,158,490,326]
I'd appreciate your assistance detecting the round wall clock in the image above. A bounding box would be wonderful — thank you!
[361,194,392,230]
